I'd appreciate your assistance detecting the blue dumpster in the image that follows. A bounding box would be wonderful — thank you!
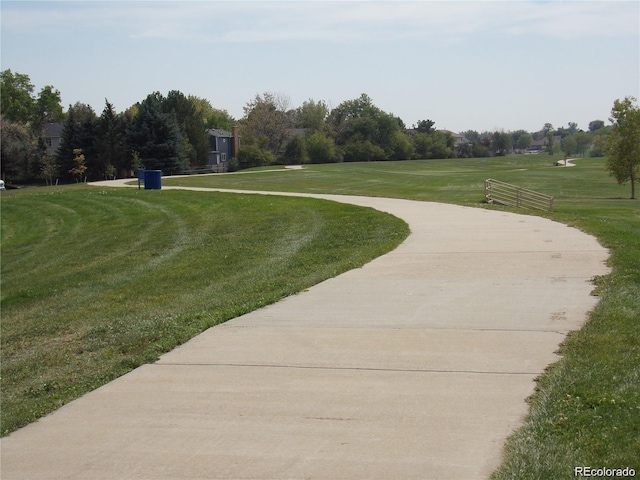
[144,170,162,190]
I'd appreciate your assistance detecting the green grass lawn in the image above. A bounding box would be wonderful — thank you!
[0,186,408,435]
[2,155,638,477]
[165,154,640,478]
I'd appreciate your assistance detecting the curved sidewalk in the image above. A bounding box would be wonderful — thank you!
[1,183,610,479]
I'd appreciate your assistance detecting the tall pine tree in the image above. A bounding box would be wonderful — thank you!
[163,90,209,167]
[94,100,129,179]
[126,92,188,175]
[56,103,97,181]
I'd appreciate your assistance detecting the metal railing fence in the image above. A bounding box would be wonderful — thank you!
[485,178,554,211]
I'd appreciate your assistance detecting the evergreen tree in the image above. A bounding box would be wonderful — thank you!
[127,92,188,174]
[56,103,97,181]
[94,100,128,179]
[163,90,210,167]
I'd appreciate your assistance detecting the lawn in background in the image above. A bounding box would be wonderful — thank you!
[0,186,408,435]
[167,154,640,478]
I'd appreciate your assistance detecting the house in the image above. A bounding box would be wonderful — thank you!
[529,135,561,153]
[208,129,232,164]
[207,126,239,165]
[43,122,63,156]
[438,130,467,148]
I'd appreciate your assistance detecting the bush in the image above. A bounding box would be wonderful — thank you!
[305,132,337,164]
[412,132,453,159]
[389,131,414,160]
[237,144,275,169]
[342,140,386,162]
[280,135,307,165]
[227,157,239,172]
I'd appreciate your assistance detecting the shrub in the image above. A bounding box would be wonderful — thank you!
[389,131,414,160]
[237,144,275,169]
[342,140,386,162]
[305,132,337,164]
[280,135,307,165]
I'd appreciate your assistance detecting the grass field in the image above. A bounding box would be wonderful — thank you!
[0,186,408,435]
[164,154,640,479]
[2,154,638,477]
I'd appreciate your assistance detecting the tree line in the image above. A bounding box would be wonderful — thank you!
[1,70,235,183]
[0,68,627,186]
[232,92,614,169]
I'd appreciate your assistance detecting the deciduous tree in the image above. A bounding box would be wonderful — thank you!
[389,130,414,160]
[511,130,532,151]
[305,131,337,163]
[0,69,35,124]
[40,154,58,185]
[280,134,307,164]
[328,93,402,160]
[296,99,329,132]
[491,131,512,156]
[606,96,640,199]
[237,144,275,169]
[32,85,64,131]
[69,148,87,182]
[0,118,40,181]
[413,131,453,159]
[561,134,577,160]
[591,135,606,158]
[205,109,235,131]
[545,131,555,155]
[241,92,291,155]
[342,140,386,162]
[415,119,435,134]
[575,131,591,157]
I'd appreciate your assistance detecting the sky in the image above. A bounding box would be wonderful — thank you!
[1,0,639,133]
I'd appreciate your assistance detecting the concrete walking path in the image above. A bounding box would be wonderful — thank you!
[1,181,610,479]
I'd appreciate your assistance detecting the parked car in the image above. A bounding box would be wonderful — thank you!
[0,180,5,190]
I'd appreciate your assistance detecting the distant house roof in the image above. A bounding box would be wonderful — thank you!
[405,128,466,141]
[438,130,464,139]
[207,128,233,137]
[44,122,63,137]
[531,135,561,146]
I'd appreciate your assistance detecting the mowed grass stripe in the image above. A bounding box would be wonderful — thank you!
[0,186,409,435]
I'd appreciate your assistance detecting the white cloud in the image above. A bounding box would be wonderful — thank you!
[497,1,639,40]
[3,1,636,44]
